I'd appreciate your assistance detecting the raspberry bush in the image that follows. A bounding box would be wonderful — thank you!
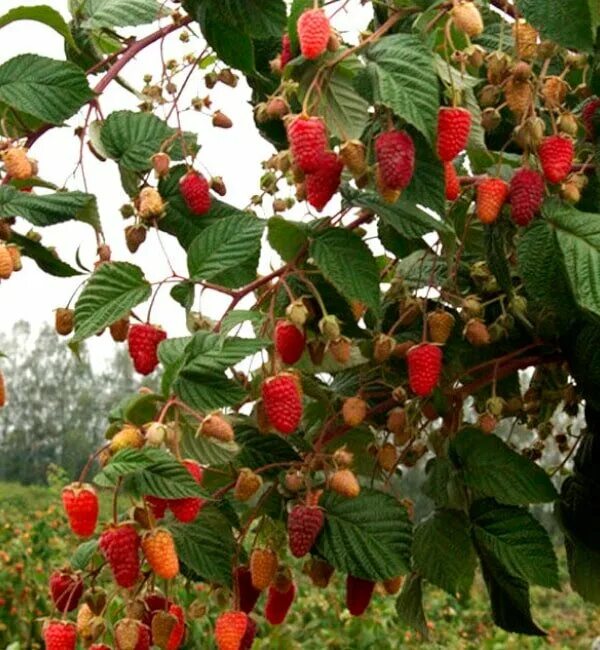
[0,0,600,646]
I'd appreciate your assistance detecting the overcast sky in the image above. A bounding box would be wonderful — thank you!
[0,1,371,364]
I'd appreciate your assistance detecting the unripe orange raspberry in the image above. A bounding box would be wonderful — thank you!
[55,308,75,336]
[477,412,498,434]
[110,424,145,454]
[377,443,399,472]
[451,1,483,37]
[0,245,13,279]
[200,412,235,442]
[342,396,367,427]
[141,528,179,580]
[505,78,533,119]
[250,548,278,590]
[512,20,538,60]
[329,468,360,498]
[373,334,395,363]
[109,317,130,342]
[2,147,34,179]
[6,245,21,271]
[542,76,568,109]
[151,152,171,178]
[383,575,403,595]
[427,310,455,344]
[340,139,367,177]
[464,318,491,346]
[329,337,351,364]
[234,468,263,502]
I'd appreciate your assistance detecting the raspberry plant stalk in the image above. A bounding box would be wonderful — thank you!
[0,0,599,647]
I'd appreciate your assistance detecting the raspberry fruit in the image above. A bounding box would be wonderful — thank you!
[451,1,484,37]
[43,620,77,650]
[538,135,574,184]
[280,34,292,69]
[476,177,509,224]
[62,483,99,537]
[436,107,472,162]
[345,575,375,616]
[261,372,303,435]
[138,187,165,220]
[297,9,330,60]
[444,162,460,200]
[169,459,204,523]
[275,320,306,364]
[128,323,167,375]
[200,412,235,442]
[406,343,442,397]
[305,557,335,588]
[287,115,327,173]
[427,310,455,345]
[377,443,399,472]
[115,618,151,650]
[90,645,112,650]
[55,308,74,336]
[375,130,415,191]
[464,318,491,346]
[99,524,141,588]
[1,147,34,180]
[329,468,360,498]
[110,424,144,454]
[233,566,261,614]
[250,548,279,590]
[342,396,367,427]
[383,575,403,595]
[265,579,296,625]
[110,317,130,342]
[582,98,600,140]
[0,371,5,408]
[234,467,263,502]
[305,151,343,211]
[49,569,84,612]
[510,167,544,226]
[142,528,179,580]
[215,611,249,650]
[179,170,211,215]
[240,617,257,650]
[0,245,14,279]
[165,604,185,650]
[288,503,324,557]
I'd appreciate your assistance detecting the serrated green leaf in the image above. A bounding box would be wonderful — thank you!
[234,422,300,473]
[484,222,512,293]
[174,372,246,412]
[170,281,195,311]
[70,540,98,571]
[74,262,151,340]
[267,217,307,262]
[288,0,314,52]
[191,0,286,38]
[413,509,476,595]
[310,228,381,316]
[402,132,445,216]
[363,34,439,142]
[10,232,81,277]
[184,331,270,374]
[471,499,560,590]
[451,428,557,505]
[187,214,264,285]
[0,54,92,124]
[314,488,412,581]
[180,420,239,466]
[0,5,78,51]
[219,310,265,337]
[82,0,161,28]
[395,573,429,639]
[565,536,600,604]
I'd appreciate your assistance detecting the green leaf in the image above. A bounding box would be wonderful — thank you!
[0,54,92,124]
[0,5,78,51]
[74,262,151,340]
[187,214,265,285]
[100,111,197,171]
[183,333,270,374]
[219,310,265,337]
[70,540,98,571]
[402,132,445,216]
[310,228,381,316]
[484,222,512,293]
[314,488,412,581]
[172,505,236,587]
[471,499,560,590]
[544,199,600,318]
[180,420,239,466]
[10,232,81,277]
[565,537,600,604]
[268,217,307,262]
[395,573,429,639]
[195,0,286,38]
[234,422,300,473]
[451,428,558,505]
[288,0,314,52]
[174,372,246,412]
[413,509,476,595]
[82,0,161,28]
[516,0,596,51]
[363,34,439,142]
[170,281,195,311]
[0,187,99,229]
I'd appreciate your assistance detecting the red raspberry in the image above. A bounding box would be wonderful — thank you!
[375,130,415,191]
[169,459,204,523]
[128,323,167,375]
[436,107,472,162]
[265,580,296,625]
[146,495,169,520]
[99,524,141,588]
[345,575,375,616]
[261,372,303,434]
[305,151,343,211]
[297,8,330,60]
[476,177,509,224]
[115,618,151,650]
[406,343,442,397]
[49,569,83,612]
[142,593,172,632]
[444,162,460,200]
[280,34,292,68]
[275,320,306,365]
[61,482,99,538]
[582,98,600,140]
[233,566,261,614]
[288,504,324,557]
[510,167,545,226]
[287,115,327,173]
[166,604,186,650]
[214,611,249,650]
[179,170,211,215]
[90,646,112,650]
[43,620,77,650]
[538,135,574,184]
[240,617,257,650]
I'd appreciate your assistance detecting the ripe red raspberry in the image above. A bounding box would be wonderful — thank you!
[280,34,292,68]
[265,580,296,625]
[510,167,545,226]
[297,9,330,60]
[61,482,99,538]
[436,107,472,162]
[240,617,257,650]
[538,135,574,184]
[179,170,211,215]
[99,524,141,588]
[406,343,442,397]
[233,566,261,614]
[261,372,303,435]
[214,611,249,650]
[128,323,167,375]
[476,177,509,224]
[90,645,112,650]
[43,620,77,650]
[146,495,169,520]
[49,569,84,612]
[169,459,204,523]
[287,115,327,173]
[166,604,186,650]
[288,504,324,557]
[275,320,305,365]
[375,130,415,191]
[305,151,343,211]
[345,575,375,616]
[444,162,460,200]
[582,98,600,140]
